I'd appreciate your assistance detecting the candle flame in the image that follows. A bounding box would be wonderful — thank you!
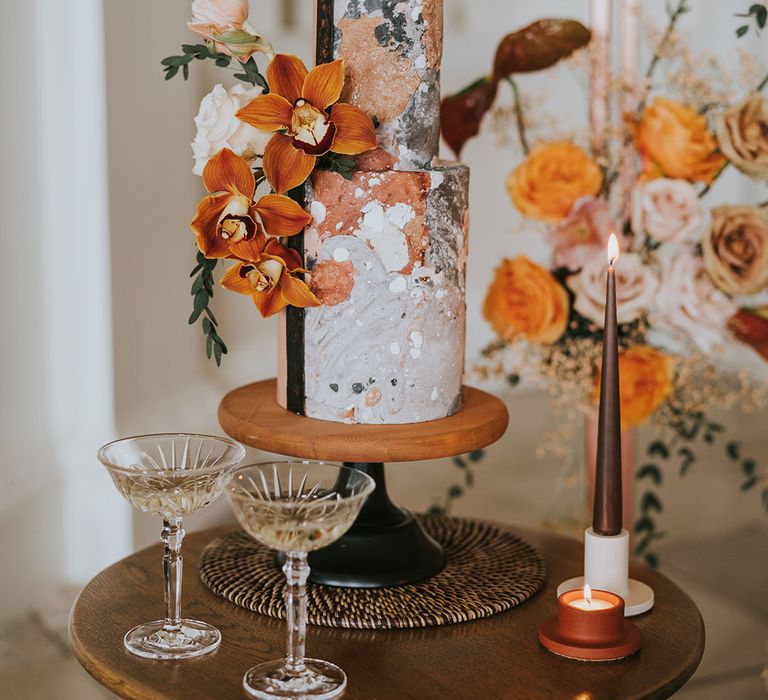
[584,583,593,605]
[607,233,619,267]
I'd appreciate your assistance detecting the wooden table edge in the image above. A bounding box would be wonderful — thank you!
[70,586,157,700]
[69,524,706,700]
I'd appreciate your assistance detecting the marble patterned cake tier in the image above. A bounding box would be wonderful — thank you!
[333,0,443,169]
[285,158,468,424]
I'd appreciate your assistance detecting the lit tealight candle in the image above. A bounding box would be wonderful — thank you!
[539,584,642,660]
[567,584,614,611]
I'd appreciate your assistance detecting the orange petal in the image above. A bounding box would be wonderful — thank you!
[264,238,305,271]
[302,59,345,109]
[252,289,290,318]
[236,93,293,132]
[281,273,321,308]
[228,226,267,262]
[263,134,316,194]
[202,148,255,197]
[266,54,308,104]
[220,262,254,295]
[190,192,233,258]
[330,103,377,155]
[254,194,311,236]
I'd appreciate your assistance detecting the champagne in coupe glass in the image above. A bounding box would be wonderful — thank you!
[98,433,245,659]
[228,462,375,700]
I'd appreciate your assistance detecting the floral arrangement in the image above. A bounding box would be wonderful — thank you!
[439,2,768,564]
[163,0,377,363]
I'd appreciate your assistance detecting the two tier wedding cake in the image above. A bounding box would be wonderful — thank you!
[278,0,469,425]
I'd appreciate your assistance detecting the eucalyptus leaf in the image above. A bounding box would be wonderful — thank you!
[641,491,662,513]
[648,440,670,459]
[193,289,209,313]
[634,516,654,533]
[636,464,662,485]
[741,476,757,491]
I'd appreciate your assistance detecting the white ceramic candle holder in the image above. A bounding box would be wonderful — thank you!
[557,527,654,617]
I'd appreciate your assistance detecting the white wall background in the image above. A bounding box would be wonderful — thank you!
[0,0,765,624]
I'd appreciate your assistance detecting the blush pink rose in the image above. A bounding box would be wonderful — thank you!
[567,252,659,326]
[631,178,706,244]
[548,197,627,271]
[655,244,736,353]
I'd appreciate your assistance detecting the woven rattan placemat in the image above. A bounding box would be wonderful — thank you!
[198,515,546,630]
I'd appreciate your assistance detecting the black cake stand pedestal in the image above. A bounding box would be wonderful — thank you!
[218,378,509,588]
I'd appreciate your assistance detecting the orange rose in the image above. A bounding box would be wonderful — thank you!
[507,142,603,223]
[594,347,674,430]
[483,256,569,343]
[633,98,726,184]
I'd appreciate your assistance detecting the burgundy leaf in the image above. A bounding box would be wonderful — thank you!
[493,18,591,79]
[440,77,499,157]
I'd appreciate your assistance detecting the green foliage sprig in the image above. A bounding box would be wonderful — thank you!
[735,3,767,38]
[317,152,357,181]
[162,44,232,80]
[635,409,765,568]
[429,449,485,515]
[233,57,269,90]
[161,45,268,90]
[189,251,228,366]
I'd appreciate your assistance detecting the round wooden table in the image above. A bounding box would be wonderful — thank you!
[70,525,704,700]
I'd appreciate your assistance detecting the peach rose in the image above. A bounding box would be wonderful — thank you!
[567,252,659,327]
[703,206,768,296]
[188,0,273,59]
[633,98,726,184]
[507,142,603,223]
[593,347,674,430]
[190,0,248,28]
[714,93,768,180]
[483,256,569,343]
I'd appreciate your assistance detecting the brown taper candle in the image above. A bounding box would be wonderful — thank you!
[593,234,622,536]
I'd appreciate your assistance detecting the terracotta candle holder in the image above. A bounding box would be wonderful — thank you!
[539,588,641,661]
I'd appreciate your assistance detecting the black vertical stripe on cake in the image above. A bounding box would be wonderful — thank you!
[285,186,305,415]
[284,0,336,415]
[316,0,335,64]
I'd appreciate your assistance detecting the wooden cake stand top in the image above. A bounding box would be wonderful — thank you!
[218,379,509,462]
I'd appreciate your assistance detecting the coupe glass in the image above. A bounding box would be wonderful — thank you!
[97,433,246,659]
[228,461,375,700]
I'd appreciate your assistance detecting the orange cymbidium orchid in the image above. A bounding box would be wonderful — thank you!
[190,148,311,258]
[220,235,320,318]
[236,54,377,193]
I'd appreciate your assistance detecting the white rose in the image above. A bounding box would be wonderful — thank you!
[567,252,659,326]
[631,178,706,244]
[191,83,272,176]
[654,244,736,353]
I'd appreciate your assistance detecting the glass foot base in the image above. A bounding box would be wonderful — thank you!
[124,619,221,660]
[243,658,346,699]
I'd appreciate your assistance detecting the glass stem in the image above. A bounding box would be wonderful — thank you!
[161,516,185,632]
[283,551,309,675]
